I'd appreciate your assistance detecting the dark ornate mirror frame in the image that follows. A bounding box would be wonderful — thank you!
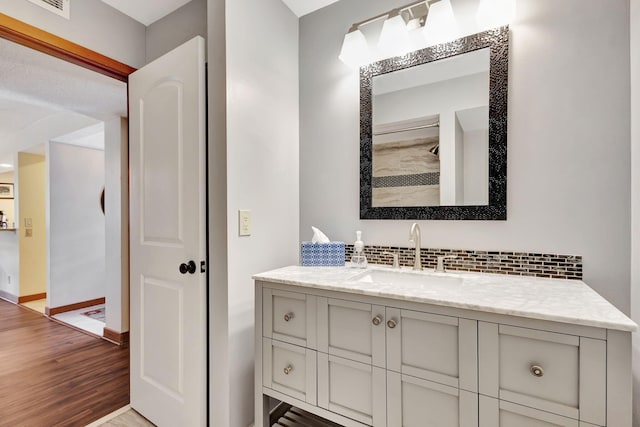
[360,26,509,220]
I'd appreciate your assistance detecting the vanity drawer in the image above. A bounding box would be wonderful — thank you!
[386,307,477,392]
[479,323,606,425]
[263,338,317,405]
[263,288,317,348]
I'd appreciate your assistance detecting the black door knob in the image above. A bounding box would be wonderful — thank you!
[179,260,197,274]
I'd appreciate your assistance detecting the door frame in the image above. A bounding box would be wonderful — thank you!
[0,14,135,342]
[0,13,135,80]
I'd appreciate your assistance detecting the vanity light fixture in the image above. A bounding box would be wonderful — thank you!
[0,164,13,168]
[377,9,413,57]
[339,0,444,68]
[476,0,515,29]
[422,0,457,46]
[338,25,371,68]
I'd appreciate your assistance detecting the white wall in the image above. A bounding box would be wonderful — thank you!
[0,229,19,298]
[104,117,129,334]
[300,0,632,313]
[0,0,146,68]
[630,0,640,424]
[225,0,299,425]
[47,142,105,308]
[146,0,207,63]
[0,113,100,160]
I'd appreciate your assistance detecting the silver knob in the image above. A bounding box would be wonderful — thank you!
[284,365,293,375]
[387,319,397,329]
[372,315,383,326]
[284,312,294,322]
[530,365,544,377]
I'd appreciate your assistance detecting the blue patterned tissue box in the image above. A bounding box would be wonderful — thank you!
[301,242,345,266]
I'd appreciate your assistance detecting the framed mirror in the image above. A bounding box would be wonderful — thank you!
[360,26,508,220]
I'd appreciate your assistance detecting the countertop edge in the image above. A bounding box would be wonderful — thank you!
[253,268,638,333]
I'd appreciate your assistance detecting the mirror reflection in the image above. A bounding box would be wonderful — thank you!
[371,48,490,207]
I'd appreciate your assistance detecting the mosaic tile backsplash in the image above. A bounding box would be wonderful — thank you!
[345,245,582,280]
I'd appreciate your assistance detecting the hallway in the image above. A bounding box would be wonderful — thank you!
[0,299,129,427]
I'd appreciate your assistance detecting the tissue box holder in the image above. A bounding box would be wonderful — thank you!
[301,242,345,266]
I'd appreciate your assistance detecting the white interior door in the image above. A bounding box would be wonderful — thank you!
[128,36,207,427]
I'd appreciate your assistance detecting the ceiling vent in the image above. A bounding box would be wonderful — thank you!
[27,0,70,19]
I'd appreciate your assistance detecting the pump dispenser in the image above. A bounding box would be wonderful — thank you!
[351,230,368,268]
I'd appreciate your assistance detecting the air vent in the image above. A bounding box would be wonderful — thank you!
[27,0,70,19]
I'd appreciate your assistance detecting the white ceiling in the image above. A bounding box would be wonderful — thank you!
[280,0,342,17]
[0,37,126,173]
[100,0,194,26]
[100,0,341,24]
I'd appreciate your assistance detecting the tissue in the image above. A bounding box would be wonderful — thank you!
[301,226,345,266]
[311,226,330,244]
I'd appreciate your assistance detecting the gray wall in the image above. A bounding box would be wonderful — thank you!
[0,0,145,68]
[146,0,207,63]
[226,0,299,425]
[300,0,632,313]
[47,142,105,308]
[207,0,230,425]
[630,0,639,424]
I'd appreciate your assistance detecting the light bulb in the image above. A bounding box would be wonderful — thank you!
[476,0,515,29]
[423,0,458,46]
[338,28,371,68]
[378,13,412,57]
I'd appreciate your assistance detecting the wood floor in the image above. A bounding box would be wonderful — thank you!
[0,299,129,427]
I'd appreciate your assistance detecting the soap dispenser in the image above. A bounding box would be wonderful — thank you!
[351,230,368,268]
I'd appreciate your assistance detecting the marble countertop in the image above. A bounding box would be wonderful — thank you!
[253,265,637,332]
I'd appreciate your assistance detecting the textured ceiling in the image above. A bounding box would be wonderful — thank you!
[101,0,194,25]
[0,38,126,172]
[280,0,342,16]
[100,0,341,23]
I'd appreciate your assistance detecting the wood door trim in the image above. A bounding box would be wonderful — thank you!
[103,328,130,347]
[18,292,46,303]
[0,13,136,81]
[46,297,106,316]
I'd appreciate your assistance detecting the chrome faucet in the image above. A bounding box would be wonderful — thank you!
[409,223,422,271]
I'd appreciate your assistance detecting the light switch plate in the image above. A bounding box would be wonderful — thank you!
[238,209,251,236]
[24,218,32,227]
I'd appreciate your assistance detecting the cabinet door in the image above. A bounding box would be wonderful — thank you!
[263,289,317,348]
[318,297,386,367]
[386,307,477,392]
[477,395,598,427]
[318,353,386,426]
[478,323,606,425]
[387,371,478,427]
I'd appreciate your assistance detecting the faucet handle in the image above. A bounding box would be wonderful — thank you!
[382,252,400,269]
[436,255,458,273]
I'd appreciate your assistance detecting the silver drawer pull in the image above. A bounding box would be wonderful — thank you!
[284,312,295,322]
[530,365,544,377]
[387,319,397,329]
[372,315,383,326]
[284,365,294,375]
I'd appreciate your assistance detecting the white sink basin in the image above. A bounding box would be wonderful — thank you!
[350,268,463,288]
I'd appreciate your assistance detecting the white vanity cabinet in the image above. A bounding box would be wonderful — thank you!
[254,267,635,427]
[478,323,606,426]
[313,299,478,426]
